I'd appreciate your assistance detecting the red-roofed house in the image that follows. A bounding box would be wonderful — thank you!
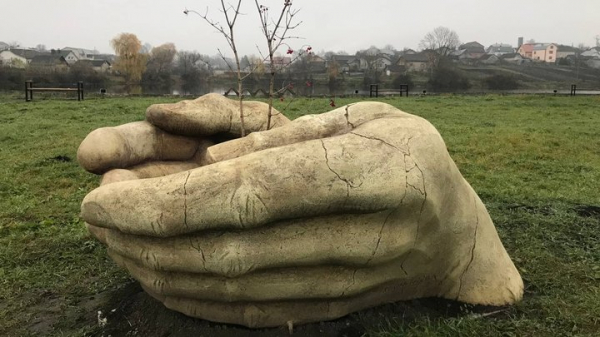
[518,43,535,59]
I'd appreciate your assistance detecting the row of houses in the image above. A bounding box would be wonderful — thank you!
[245,41,600,77]
[0,45,113,71]
[329,41,600,75]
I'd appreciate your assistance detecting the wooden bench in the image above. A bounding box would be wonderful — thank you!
[369,84,409,98]
[25,81,84,102]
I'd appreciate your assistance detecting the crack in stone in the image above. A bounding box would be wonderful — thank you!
[254,193,268,214]
[365,209,396,266]
[229,175,245,228]
[344,104,356,128]
[400,262,409,276]
[340,269,359,297]
[349,132,407,153]
[457,196,480,300]
[155,212,165,235]
[189,238,207,271]
[183,171,191,230]
[400,137,427,274]
[320,140,360,195]
[150,220,157,236]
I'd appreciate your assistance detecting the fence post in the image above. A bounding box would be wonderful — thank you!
[399,84,409,97]
[27,81,33,101]
[78,82,84,101]
[370,84,379,98]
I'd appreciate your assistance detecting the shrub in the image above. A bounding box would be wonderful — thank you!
[392,73,414,89]
[484,74,519,90]
[428,67,470,92]
[0,67,25,90]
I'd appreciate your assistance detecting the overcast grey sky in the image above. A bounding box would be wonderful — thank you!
[2,0,599,56]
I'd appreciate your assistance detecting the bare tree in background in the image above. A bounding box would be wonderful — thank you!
[419,26,460,69]
[185,1,247,136]
[175,51,212,94]
[255,0,302,130]
[143,43,177,89]
[419,27,460,55]
[148,43,177,74]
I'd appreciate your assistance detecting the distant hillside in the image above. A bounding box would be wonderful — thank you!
[445,63,600,91]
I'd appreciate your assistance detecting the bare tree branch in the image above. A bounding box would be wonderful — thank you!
[185,1,247,136]
[255,0,302,130]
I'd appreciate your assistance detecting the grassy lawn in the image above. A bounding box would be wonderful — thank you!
[0,93,598,336]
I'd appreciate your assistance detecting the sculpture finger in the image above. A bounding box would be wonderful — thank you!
[87,206,423,277]
[81,119,441,236]
[206,101,414,163]
[140,276,442,328]
[108,251,431,303]
[146,93,290,137]
[100,161,201,185]
[85,222,107,245]
[78,121,209,174]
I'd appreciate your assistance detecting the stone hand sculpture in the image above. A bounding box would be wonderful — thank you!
[78,94,523,328]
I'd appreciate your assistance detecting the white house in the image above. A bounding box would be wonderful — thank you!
[76,59,112,72]
[62,47,99,61]
[556,45,579,60]
[499,53,530,65]
[0,42,9,51]
[0,49,41,67]
[581,47,600,58]
[486,44,514,56]
[57,50,79,65]
[0,50,26,67]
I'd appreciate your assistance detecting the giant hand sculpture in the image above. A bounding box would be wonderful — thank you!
[78,94,523,328]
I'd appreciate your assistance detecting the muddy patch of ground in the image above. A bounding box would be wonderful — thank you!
[573,204,600,220]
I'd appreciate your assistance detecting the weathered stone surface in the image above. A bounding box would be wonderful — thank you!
[79,94,523,328]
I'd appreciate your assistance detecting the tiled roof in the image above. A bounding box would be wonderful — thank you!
[5,48,42,59]
[30,54,67,65]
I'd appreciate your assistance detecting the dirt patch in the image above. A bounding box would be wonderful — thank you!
[501,203,555,216]
[27,296,64,335]
[573,204,600,220]
[88,281,508,337]
[48,155,72,162]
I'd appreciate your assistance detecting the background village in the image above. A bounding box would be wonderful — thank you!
[1,35,600,95]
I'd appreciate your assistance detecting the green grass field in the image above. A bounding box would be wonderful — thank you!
[0,93,598,336]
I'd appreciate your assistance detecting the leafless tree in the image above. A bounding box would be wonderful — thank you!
[419,26,460,70]
[255,0,302,130]
[185,1,247,136]
[419,26,460,56]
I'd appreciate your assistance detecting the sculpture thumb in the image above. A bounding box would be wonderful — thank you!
[145,93,290,137]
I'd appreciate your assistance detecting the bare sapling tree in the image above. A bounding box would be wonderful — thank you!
[185,1,247,136]
[255,0,301,130]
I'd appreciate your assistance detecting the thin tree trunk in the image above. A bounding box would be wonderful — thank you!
[230,30,245,136]
[267,44,275,130]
